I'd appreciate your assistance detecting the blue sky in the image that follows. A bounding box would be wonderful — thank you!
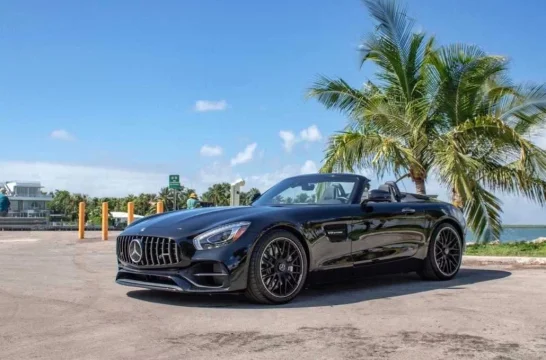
[1,0,546,223]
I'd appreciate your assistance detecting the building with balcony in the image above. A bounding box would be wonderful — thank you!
[0,181,53,217]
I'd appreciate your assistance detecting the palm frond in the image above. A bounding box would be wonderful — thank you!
[320,130,422,179]
[362,0,416,63]
[464,184,503,241]
[359,0,432,103]
[496,83,546,134]
[306,76,372,116]
[428,43,508,126]
[479,159,546,206]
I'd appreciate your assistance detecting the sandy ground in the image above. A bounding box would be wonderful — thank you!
[1,231,545,360]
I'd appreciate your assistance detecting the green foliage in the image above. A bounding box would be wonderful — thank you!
[465,242,546,257]
[308,0,546,242]
[201,183,231,206]
[45,183,264,221]
[240,188,261,205]
[155,187,198,211]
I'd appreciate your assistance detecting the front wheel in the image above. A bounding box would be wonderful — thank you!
[245,230,308,305]
[418,223,463,281]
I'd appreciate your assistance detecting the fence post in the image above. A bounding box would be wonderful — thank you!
[157,200,164,214]
[78,202,85,240]
[127,202,134,225]
[102,202,109,241]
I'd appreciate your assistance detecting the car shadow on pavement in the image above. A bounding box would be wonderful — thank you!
[125,268,511,309]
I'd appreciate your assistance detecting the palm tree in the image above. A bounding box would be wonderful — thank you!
[134,193,155,215]
[177,187,197,209]
[156,187,175,211]
[308,0,546,240]
[309,0,435,194]
[428,45,546,237]
[202,183,231,206]
[241,187,261,205]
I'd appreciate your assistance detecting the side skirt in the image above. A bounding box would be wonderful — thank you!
[306,258,423,286]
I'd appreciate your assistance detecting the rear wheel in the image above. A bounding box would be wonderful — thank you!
[245,230,308,305]
[418,223,463,281]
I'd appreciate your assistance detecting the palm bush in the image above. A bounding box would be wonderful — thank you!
[308,0,546,240]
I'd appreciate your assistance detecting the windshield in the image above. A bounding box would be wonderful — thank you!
[252,175,362,206]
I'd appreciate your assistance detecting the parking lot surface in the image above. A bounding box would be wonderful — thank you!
[1,231,546,360]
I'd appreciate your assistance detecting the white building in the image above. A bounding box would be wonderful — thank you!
[0,181,53,217]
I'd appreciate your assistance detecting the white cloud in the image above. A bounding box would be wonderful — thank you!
[249,165,300,190]
[200,145,223,157]
[50,129,75,141]
[279,130,297,152]
[279,124,323,152]
[199,161,240,187]
[230,143,257,166]
[300,125,322,142]
[194,100,228,112]
[300,160,318,174]
[0,160,182,198]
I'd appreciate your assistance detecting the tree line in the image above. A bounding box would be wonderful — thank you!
[46,183,261,224]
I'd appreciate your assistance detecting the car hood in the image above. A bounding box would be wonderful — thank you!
[124,206,279,236]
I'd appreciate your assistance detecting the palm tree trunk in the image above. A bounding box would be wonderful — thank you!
[451,188,464,208]
[414,178,426,195]
[409,166,426,194]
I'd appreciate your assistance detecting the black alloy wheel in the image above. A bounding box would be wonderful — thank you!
[418,223,463,281]
[245,230,308,304]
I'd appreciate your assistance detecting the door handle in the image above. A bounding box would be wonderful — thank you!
[401,207,416,214]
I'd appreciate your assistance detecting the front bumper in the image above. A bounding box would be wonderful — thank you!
[115,227,261,293]
[116,261,239,293]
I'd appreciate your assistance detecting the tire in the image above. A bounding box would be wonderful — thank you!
[418,223,463,281]
[245,230,308,305]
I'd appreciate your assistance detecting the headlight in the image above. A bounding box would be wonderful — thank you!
[193,222,251,250]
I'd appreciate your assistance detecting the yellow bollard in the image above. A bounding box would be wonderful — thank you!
[127,201,134,225]
[157,200,164,214]
[102,202,109,241]
[78,201,85,240]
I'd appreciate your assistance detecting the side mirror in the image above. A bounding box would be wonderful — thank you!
[361,189,392,206]
[250,192,261,203]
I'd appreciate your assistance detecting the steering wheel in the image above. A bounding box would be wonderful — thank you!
[336,196,349,203]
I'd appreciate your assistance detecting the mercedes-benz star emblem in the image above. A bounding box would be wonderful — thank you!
[129,238,143,263]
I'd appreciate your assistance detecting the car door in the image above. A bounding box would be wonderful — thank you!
[300,204,361,285]
[302,205,355,271]
[349,200,428,266]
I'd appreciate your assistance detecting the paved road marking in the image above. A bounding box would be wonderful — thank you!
[0,238,40,243]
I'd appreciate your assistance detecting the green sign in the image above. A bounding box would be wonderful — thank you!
[169,174,181,190]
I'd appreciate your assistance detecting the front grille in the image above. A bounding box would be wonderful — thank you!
[117,235,182,267]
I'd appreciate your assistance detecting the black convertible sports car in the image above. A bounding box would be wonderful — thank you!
[115,173,466,304]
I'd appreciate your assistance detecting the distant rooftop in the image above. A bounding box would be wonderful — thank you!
[3,181,43,187]
[1,180,50,199]
[110,211,144,219]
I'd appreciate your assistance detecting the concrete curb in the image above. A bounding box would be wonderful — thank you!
[463,255,546,265]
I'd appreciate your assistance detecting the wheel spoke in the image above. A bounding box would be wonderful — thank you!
[448,256,457,270]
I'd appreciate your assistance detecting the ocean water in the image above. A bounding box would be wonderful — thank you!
[465,226,546,243]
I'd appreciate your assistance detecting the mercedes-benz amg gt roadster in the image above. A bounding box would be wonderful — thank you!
[115,173,466,304]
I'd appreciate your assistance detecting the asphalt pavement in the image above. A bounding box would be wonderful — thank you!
[1,231,545,360]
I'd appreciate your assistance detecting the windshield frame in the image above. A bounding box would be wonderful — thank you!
[251,173,369,206]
